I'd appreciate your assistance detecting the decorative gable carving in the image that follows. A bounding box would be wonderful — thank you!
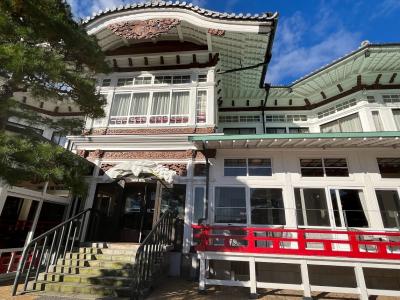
[108,19,180,40]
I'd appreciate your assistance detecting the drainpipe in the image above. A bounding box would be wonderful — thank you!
[262,84,271,134]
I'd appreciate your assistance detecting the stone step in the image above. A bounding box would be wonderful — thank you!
[48,265,133,277]
[56,258,135,269]
[65,253,136,262]
[34,281,131,297]
[35,292,129,300]
[79,247,138,256]
[38,273,131,287]
[81,242,141,250]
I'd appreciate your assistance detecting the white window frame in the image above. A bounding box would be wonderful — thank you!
[223,158,273,177]
[299,158,350,178]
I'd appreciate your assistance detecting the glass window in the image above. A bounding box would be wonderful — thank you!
[321,113,363,133]
[367,96,376,103]
[215,187,246,224]
[224,159,247,176]
[393,109,400,130]
[170,91,189,124]
[333,189,368,228]
[300,159,324,177]
[194,164,207,177]
[377,158,400,178]
[101,79,111,87]
[248,159,272,176]
[198,74,207,82]
[376,190,400,228]
[289,127,309,133]
[154,76,172,84]
[250,188,285,225]
[372,111,384,131]
[117,78,133,86]
[300,158,349,177]
[150,92,170,123]
[134,76,152,85]
[265,115,285,122]
[193,187,206,224]
[223,128,256,135]
[295,188,330,226]
[382,94,400,103]
[110,93,131,117]
[173,75,191,84]
[51,131,67,147]
[265,127,287,134]
[128,93,149,124]
[196,91,207,123]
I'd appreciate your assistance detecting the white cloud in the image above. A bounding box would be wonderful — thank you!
[267,4,362,85]
[371,0,400,19]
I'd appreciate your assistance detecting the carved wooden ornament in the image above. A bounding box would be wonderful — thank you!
[208,28,225,36]
[108,18,180,40]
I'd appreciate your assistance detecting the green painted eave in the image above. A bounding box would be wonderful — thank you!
[188,131,400,142]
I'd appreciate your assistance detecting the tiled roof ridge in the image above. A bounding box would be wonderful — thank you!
[82,1,277,24]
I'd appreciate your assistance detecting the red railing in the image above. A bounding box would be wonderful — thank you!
[192,225,400,260]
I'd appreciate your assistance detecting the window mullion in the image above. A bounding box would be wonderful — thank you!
[299,188,308,226]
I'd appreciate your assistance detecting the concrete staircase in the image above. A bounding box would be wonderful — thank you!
[32,243,142,299]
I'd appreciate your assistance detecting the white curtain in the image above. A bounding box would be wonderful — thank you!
[130,93,149,116]
[340,114,362,132]
[151,92,170,115]
[170,91,189,115]
[196,91,207,122]
[372,111,384,131]
[393,109,400,130]
[110,93,131,116]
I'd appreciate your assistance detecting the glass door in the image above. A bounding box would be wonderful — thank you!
[329,189,368,228]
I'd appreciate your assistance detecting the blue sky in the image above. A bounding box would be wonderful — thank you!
[68,0,400,85]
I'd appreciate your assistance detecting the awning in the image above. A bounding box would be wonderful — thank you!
[105,160,176,184]
[189,132,400,149]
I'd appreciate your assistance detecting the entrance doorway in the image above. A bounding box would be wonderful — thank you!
[120,183,157,242]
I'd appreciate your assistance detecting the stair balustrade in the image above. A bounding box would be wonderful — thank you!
[11,208,99,296]
[132,209,176,299]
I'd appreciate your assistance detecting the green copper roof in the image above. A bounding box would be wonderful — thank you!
[189,131,400,142]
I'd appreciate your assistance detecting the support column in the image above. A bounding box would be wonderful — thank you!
[354,264,368,300]
[183,159,194,254]
[81,177,99,241]
[198,253,206,293]
[25,199,43,245]
[249,257,257,299]
[300,260,312,300]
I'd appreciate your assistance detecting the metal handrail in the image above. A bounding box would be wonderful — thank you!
[12,208,100,296]
[132,209,176,299]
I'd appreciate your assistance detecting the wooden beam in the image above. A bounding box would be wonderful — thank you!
[128,58,133,66]
[193,54,197,64]
[389,73,397,83]
[304,98,311,106]
[357,75,362,86]
[113,59,118,68]
[337,84,343,92]
[375,74,382,84]
[160,56,164,65]
[320,91,327,100]
[144,57,148,65]
[176,55,180,64]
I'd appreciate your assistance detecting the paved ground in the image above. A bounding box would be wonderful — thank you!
[1,278,397,300]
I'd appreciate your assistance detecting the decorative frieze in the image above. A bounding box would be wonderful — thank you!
[208,28,225,36]
[108,19,180,40]
[163,163,187,177]
[84,127,215,136]
[87,150,194,160]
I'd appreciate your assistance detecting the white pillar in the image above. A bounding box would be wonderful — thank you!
[354,264,368,300]
[183,160,194,254]
[300,260,312,299]
[249,257,257,298]
[0,183,8,216]
[81,178,98,241]
[198,253,206,292]
[25,199,43,245]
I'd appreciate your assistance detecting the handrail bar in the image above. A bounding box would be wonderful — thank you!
[12,208,100,296]
[26,208,97,247]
